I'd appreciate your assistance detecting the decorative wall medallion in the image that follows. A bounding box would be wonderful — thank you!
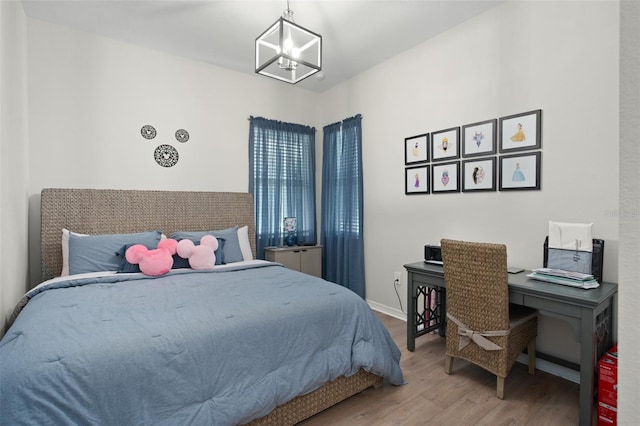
[175,129,190,143]
[141,125,157,140]
[154,144,179,167]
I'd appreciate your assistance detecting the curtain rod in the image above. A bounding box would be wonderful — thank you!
[247,115,363,129]
[247,117,317,132]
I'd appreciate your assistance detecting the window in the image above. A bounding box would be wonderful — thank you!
[249,116,316,259]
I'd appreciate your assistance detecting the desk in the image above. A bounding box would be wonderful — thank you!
[404,261,617,426]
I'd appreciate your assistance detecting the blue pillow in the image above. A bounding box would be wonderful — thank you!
[172,253,191,269]
[171,227,242,263]
[213,238,225,265]
[68,231,162,275]
[115,244,150,273]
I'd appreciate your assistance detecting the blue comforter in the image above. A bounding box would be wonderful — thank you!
[0,262,404,425]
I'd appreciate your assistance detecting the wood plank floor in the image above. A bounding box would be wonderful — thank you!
[301,311,580,426]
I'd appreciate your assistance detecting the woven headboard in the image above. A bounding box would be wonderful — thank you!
[40,188,256,281]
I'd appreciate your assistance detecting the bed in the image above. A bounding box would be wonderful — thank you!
[0,188,404,425]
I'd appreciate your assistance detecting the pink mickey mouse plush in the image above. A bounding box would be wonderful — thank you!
[126,239,178,276]
[177,235,218,270]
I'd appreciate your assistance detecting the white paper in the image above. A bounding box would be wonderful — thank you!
[548,221,593,252]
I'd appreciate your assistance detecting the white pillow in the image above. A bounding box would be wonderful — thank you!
[238,225,253,261]
[61,228,87,276]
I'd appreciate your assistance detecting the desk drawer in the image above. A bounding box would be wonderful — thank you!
[411,274,445,288]
[509,293,524,305]
[523,294,581,318]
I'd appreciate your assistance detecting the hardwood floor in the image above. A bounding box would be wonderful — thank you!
[301,312,580,426]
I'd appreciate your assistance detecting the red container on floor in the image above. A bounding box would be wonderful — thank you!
[598,402,617,425]
[597,344,618,426]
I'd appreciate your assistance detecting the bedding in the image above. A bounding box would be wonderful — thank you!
[0,261,404,425]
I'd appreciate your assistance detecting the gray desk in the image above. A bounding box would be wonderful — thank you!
[404,261,617,426]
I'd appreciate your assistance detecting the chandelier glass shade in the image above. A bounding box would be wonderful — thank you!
[255,5,322,84]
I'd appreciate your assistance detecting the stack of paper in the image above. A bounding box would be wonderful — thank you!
[527,267,600,289]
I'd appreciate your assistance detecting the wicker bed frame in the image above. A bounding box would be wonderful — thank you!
[39,188,382,425]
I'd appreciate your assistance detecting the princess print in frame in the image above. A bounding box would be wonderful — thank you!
[462,157,496,192]
[431,127,460,162]
[432,161,460,193]
[499,109,542,153]
[405,165,430,194]
[404,133,429,165]
[462,119,497,158]
[499,152,541,191]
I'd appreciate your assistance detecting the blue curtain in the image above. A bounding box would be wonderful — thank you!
[249,116,316,259]
[321,114,365,298]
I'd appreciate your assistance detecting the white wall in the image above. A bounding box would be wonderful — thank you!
[25,18,322,284]
[320,0,619,365]
[0,1,30,332]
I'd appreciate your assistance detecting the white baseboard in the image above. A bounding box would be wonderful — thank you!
[367,299,406,321]
[367,300,580,384]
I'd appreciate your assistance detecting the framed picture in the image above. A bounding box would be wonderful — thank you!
[431,127,460,162]
[405,165,430,194]
[499,109,542,153]
[432,161,460,193]
[462,119,497,158]
[405,133,429,165]
[462,157,496,192]
[499,152,541,191]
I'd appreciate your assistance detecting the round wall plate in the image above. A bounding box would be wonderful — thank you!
[154,144,179,167]
[175,129,190,143]
[141,125,157,139]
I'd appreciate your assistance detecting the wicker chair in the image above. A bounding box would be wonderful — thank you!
[440,239,538,399]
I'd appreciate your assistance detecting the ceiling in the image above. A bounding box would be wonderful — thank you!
[21,0,502,92]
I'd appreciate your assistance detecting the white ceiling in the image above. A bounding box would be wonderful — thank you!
[21,0,502,92]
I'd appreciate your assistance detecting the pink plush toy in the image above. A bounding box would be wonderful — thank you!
[126,239,178,276]
[176,235,218,270]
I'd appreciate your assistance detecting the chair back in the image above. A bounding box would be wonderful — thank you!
[440,239,510,332]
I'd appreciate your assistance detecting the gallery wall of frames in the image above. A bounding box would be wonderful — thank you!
[404,109,542,195]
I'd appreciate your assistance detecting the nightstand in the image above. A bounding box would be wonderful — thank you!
[264,245,322,278]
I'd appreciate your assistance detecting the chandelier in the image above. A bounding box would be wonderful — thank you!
[255,1,322,84]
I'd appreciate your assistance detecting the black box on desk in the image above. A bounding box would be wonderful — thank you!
[424,245,442,264]
[543,236,605,283]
